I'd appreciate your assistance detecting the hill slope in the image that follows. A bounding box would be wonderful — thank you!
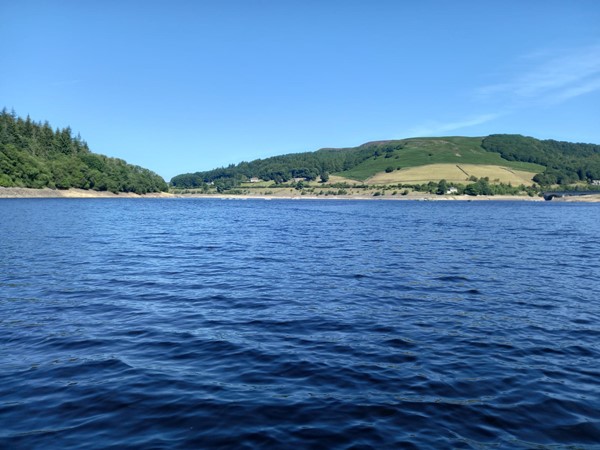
[338,137,543,181]
[367,164,538,186]
[0,109,168,194]
[171,135,600,189]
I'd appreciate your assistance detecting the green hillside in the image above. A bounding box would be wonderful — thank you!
[338,137,544,181]
[0,109,168,194]
[172,133,600,190]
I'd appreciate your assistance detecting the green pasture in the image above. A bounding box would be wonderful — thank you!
[337,137,544,181]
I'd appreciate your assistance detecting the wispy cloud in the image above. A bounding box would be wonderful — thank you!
[552,76,600,103]
[403,43,600,138]
[476,43,600,106]
[406,112,502,137]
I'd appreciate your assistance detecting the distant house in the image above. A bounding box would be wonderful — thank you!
[446,187,458,194]
[592,180,600,186]
[249,177,261,183]
[293,177,308,182]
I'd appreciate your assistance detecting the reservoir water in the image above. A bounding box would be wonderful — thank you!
[1,199,599,449]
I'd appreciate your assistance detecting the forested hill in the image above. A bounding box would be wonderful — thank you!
[171,144,381,188]
[171,135,600,188]
[170,141,404,188]
[0,109,167,194]
[482,134,600,185]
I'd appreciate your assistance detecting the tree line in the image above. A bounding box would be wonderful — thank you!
[170,142,404,188]
[0,109,167,194]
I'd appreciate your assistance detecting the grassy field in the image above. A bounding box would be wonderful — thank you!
[367,164,537,185]
[337,137,544,181]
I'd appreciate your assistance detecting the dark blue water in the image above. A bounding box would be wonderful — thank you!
[1,199,599,449]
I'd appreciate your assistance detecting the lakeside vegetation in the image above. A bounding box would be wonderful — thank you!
[0,109,168,194]
[173,176,541,198]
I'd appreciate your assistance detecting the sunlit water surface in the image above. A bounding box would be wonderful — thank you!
[1,199,599,449]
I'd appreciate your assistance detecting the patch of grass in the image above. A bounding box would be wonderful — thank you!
[367,164,538,186]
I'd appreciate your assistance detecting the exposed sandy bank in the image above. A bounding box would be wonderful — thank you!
[0,187,173,198]
[2,187,598,202]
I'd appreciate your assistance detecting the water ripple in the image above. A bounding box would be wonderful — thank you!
[1,199,599,449]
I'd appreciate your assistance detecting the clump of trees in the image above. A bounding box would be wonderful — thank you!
[483,134,600,186]
[0,109,167,193]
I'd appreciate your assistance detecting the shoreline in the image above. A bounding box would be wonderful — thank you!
[2,186,599,201]
[0,187,173,199]
[177,193,545,201]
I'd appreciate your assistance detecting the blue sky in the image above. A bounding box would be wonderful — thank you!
[2,1,600,181]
